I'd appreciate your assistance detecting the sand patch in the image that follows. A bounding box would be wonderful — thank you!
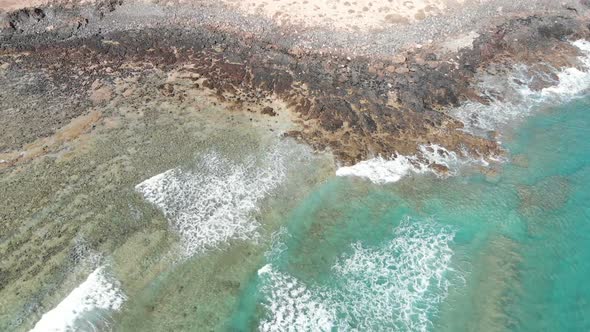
[0,0,105,11]
[440,30,479,53]
[0,0,49,11]
[220,0,466,31]
[90,80,114,104]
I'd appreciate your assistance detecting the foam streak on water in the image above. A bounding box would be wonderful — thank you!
[331,219,455,332]
[335,144,463,184]
[30,267,125,332]
[135,148,286,257]
[258,265,336,332]
[258,218,457,332]
[452,40,590,135]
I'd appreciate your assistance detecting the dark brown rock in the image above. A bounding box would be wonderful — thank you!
[1,10,586,166]
[261,106,277,116]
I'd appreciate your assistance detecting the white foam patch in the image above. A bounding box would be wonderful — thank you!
[331,219,456,331]
[135,148,286,257]
[30,267,125,332]
[336,144,462,184]
[336,155,420,184]
[258,218,457,332]
[452,40,590,135]
[337,41,590,184]
[258,265,336,332]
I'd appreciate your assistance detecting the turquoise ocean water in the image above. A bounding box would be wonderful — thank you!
[14,76,590,331]
[226,96,590,331]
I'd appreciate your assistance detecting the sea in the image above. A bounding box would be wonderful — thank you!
[12,41,590,331]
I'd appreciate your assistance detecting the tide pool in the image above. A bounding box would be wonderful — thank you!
[227,97,590,331]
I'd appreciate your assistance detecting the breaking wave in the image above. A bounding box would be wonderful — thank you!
[30,266,125,332]
[452,40,590,135]
[335,144,474,184]
[258,264,335,332]
[258,217,457,331]
[135,147,287,257]
[339,41,590,185]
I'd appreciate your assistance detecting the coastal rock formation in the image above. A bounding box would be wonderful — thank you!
[1,1,589,168]
[1,1,590,330]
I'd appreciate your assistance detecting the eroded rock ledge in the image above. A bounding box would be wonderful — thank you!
[1,1,589,167]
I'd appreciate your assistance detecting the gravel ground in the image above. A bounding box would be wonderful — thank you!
[1,0,587,58]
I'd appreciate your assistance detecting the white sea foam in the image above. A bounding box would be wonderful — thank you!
[336,144,462,184]
[331,218,456,332]
[30,266,125,332]
[336,155,420,184]
[340,41,590,185]
[258,265,336,332]
[258,218,457,331]
[452,40,590,135]
[135,148,287,257]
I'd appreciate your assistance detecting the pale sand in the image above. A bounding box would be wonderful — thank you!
[0,0,100,11]
[219,0,467,31]
[0,0,50,11]
[1,0,468,31]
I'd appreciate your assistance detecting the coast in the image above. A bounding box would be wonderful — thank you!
[2,0,590,330]
[1,1,589,168]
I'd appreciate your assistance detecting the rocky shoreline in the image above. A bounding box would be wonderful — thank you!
[2,1,590,170]
[2,1,590,330]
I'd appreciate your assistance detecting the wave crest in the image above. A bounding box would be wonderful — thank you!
[335,144,468,184]
[136,147,287,257]
[30,266,125,332]
[258,217,457,332]
[452,40,590,135]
